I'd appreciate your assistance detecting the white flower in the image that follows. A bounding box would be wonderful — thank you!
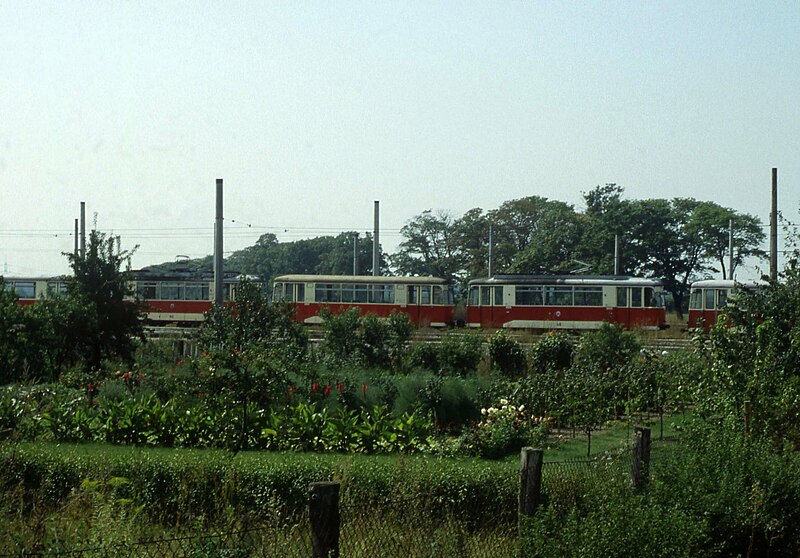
[481,408,487,415]
[518,405,525,412]
[500,398,508,406]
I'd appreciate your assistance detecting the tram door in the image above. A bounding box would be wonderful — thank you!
[615,286,643,327]
[480,286,504,327]
[406,285,422,325]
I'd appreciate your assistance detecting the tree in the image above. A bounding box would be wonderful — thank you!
[391,210,461,281]
[65,230,144,371]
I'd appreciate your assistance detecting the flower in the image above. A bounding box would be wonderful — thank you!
[312,383,319,393]
[361,383,367,396]
[481,408,487,415]
[323,385,331,398]
[500,398,508,406]
[337,383,344,393]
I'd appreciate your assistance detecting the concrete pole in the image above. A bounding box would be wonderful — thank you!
[728,218,734,280]
[614,234,620,275]
[74,218,79,259]
[80,202,86,258]
[214,178,224,308]
[488,224,493,277]
[372,201,380,276]
[353,232,359,275]
[770,168,778,281]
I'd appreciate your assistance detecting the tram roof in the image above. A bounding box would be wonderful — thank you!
[274,274,448,285]
[468,275,663,287]
[690,279,767,289]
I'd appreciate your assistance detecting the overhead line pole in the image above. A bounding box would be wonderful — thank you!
[214,178,224,309]
[770,168,778,282]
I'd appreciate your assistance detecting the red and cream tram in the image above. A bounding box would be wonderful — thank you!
[3,271,261,324]
[271,274,455,327]
[687,279,765,332]
[465,275,668,330]
[1,277,68,306]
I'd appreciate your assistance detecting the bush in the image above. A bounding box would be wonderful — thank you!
[575,323,640,372]
[487,330,527,377]
[529,331,573,373]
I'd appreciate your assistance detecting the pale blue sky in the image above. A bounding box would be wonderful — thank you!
[1,1,798,277]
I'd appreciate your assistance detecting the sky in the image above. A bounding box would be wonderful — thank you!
[1,1,799,280]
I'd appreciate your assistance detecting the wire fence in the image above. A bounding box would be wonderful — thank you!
[3,430,676,557]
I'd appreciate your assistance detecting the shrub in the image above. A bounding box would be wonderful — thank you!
[460,397,549,459]
[437,334,484,376]
[486,330,527,377]
[575,323,640,372]
[529,331,573,373]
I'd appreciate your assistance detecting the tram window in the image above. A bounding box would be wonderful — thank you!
[369,285,394,303]
[316,283,340,303]
[704,289,715,310]
[617,287,628,307]
[643,287,654,307]
[717,289,728,308]
[272,283,284,301]
[546,286,573,306]
[297,284,305,302]
[689,289,702,310]
[138,282,158,300]
[516,286,543,306]
[631,288,642,308]
[186,283,209,301]
[352,284,366,302]
[226,284,237,301]
[407,286,417,304]
[161,282,183,300]
[574,286,603,306]
[469,286,479,306]
[432,286,444,304]
[14,282,35,299]
[421,286,432,304]
[494,287,504,306]
[479,286,490,305]
[47,282,68,297]
[341,283,356,303]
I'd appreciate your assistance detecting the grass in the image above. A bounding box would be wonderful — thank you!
[538,412,690,463]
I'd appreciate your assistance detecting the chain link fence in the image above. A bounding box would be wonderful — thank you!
[3,427,675,558]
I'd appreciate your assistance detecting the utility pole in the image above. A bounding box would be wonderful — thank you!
[614,234,620,275]
[728,218,734,280]
[74,218,79,259]
[372,201,380,276]
[353,232,359,275]
[80,202,86,258]
[770,168,778,281]
[488,224,493,277]
[214,178,224,308]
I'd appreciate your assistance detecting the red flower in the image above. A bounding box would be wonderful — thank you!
[361,383,367,396]
[178,359,184,366]
[312,383,319,393]
[199,371,206,378]
[337,383,344,393]
[323,385,331,398]
[288,385,295,396]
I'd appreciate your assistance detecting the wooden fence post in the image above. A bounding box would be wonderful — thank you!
[519,447,543,535]
[309,482,339,558]
[631,426,651,492]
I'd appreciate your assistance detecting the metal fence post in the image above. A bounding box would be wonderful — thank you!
[631,426,651,492]
[519,447,543,535]
[309,482,340,558]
